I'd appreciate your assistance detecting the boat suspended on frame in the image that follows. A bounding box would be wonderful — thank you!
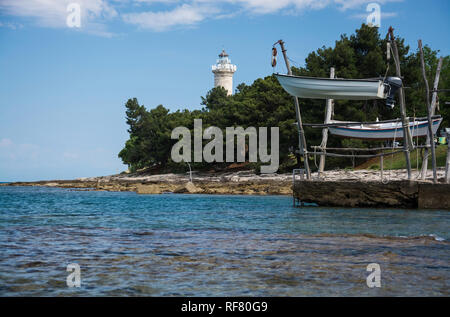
[275,74,402,108]
[274,71,442,140]
[328,117,443,140]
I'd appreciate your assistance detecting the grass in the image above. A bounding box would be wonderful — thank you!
[358,144,448,170]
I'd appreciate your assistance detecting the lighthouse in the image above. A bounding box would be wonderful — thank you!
[212,50,237,96]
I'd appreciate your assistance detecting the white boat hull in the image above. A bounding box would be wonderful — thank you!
[275,74,386,100]
[329,118,443,140]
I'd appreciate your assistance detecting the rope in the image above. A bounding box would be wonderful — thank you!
[382,42,394,83]
[383,62,390,83]
[287,56,302,68]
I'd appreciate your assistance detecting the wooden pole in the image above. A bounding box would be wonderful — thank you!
[312,150,404,159]
[446,136,450,184]
[418,40,438,184]
[388,27,413,180]
[380,154,384,180]
[420,56,443,180]
[319,67,335,174]
[277,40,311,179]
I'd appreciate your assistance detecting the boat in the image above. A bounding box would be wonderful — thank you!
[275,74,402,107]
[328,117,443,140]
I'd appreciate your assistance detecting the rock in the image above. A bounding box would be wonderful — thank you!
[175,182,203,194]
[186,182,203,193]
[136,184,163,195]
[44,183,59,187]
[230,176,240,182]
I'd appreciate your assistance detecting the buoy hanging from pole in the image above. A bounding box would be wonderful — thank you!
[271,47,277,67]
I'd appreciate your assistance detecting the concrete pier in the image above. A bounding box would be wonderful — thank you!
[293,180,450,210]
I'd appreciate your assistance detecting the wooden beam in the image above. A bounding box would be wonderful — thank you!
[277,40,311,179]
[388,27,413,181]
[420,56,443,180]
[311,150,404,159]
[418,40,438,184]
[319,67,335,174]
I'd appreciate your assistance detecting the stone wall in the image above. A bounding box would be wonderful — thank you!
[293,180,450,210]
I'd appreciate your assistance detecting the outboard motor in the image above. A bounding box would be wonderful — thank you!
[384,77,403,109]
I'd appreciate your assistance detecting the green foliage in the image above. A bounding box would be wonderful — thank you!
[119,24,449,173]
[118,101,195,171]
[363,145,448,170]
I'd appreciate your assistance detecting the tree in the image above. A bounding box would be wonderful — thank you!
[124,98,147,136]
[119,24,449,173]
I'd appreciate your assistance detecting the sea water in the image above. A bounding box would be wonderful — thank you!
[0,186,448,296]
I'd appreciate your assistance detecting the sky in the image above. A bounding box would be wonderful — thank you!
[0,0,449,181]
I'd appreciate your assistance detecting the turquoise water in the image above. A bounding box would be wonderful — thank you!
[0,186,448,296]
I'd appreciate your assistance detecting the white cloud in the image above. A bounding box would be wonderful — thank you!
[0,21,24,30]
[0,139,40,160]
[0,0,402,33]
[0,0,117,36]
[0,138,13,147]
[123,3,219,31]
[122,0,402,31]
[351,11,398,19]
[225,0,330,14]
[63,151,80,160]
[334,0,403,11]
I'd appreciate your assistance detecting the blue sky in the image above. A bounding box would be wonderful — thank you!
[0,0,449,181]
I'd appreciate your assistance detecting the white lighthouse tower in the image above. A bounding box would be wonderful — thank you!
[212,49,237,96]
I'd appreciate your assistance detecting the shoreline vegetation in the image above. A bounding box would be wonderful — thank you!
[2,168,447,196]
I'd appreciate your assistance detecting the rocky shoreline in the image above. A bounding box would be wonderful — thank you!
[2,168,447,197]
[0,171,294,195]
